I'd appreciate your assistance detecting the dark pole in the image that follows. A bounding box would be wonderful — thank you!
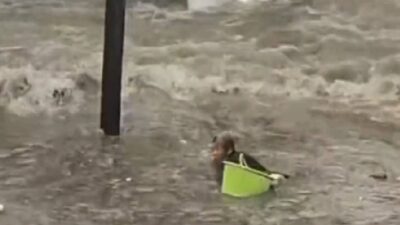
[100,0,126,136]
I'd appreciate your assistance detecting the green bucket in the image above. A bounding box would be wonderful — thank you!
[221,155,272,198]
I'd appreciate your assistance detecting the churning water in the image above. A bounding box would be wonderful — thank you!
[1,0,400,224]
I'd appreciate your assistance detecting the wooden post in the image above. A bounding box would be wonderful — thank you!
[100,0,126,136]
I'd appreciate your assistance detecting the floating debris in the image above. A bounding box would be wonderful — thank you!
[369,173,388,181]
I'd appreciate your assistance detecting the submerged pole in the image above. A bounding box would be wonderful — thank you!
[100,0,126,136]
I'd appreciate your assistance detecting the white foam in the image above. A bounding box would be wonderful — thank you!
[1,0,400,119]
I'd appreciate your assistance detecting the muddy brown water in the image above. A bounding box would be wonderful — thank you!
[1,0,400,224]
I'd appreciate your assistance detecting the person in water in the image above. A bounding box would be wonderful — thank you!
[210,131,289,186]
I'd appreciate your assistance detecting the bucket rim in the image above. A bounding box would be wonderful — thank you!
[223,161,273,181]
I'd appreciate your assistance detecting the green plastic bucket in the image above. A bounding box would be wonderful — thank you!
[221,155,272,198]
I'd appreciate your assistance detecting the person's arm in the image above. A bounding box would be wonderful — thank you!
[244,154,290,179]
[242,153,272,174]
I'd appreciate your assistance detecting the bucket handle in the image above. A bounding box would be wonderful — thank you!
[237,154,284,181]
[239,153,248,167]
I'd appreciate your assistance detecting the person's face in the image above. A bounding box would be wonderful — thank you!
[211,143,226,163]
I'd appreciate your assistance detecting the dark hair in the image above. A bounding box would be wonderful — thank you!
[212,131,236,152]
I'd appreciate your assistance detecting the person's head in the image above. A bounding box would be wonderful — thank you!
[210,131,237,163]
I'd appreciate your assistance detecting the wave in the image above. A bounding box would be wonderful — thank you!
[0,0,399,117]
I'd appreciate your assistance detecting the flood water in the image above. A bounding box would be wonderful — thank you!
[1,0,400,224]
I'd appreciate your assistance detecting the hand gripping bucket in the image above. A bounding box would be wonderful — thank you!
[221,154,272,198]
